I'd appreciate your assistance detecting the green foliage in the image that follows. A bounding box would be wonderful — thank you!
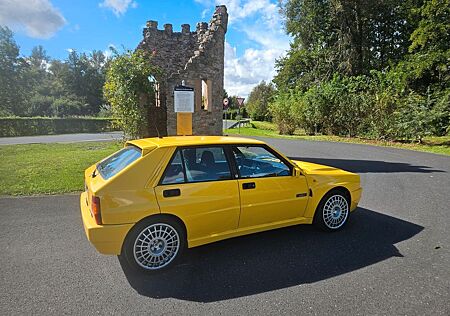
[0,26,27,116]
[0,26,109,118]
[409,0,450,52]
[246,81,275,121]
[0,117,118,137]
[272,0,449,141]
[269,92,299,135]
[276,0,415,90]
[104,49,160,138]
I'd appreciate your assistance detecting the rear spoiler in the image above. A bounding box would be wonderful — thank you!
[125,140,157,156]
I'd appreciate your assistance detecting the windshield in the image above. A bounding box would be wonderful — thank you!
[97,146,142,180]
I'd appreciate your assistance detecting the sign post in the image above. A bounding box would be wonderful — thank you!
[174,85,194,113]
[223,98,229,130]
[174,85,194,135]
[236,97,245,134]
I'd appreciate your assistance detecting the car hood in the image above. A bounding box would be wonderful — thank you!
[291,160,355,177]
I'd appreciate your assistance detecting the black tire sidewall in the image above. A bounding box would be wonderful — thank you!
[120,216,186,274]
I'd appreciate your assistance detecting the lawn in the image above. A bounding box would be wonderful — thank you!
[1,123,448,196]
[0,141,121,196]
[225,121,450,156]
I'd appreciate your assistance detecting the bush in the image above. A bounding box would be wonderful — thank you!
[104,50,159,138]
[246,81,275,121]
[0,117,119,137]
[271,69,449,141]
[223,107,248,120]
[269,92,299,135]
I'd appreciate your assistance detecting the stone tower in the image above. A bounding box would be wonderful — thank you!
[137,5,228,136]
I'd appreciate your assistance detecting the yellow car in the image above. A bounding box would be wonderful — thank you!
[80,136,362,272]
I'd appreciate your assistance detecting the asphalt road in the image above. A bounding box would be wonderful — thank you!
[0,131,124,145]
[1,138,449,315]
[0,121,236,145]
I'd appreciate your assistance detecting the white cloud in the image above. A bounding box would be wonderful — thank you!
[104,44,116,59]
[99,0,138,17]
[209,0,281,25]
[0,0,66,39]
[224,41,287,97]
[201,8,210,19]
[199,0,291,97]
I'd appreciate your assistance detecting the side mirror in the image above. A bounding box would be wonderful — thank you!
[293,168,303,177]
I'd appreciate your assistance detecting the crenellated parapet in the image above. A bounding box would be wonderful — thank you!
[137,5,228,136]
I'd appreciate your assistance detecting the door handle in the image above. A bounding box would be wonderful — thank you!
[163,188,181,198]
[242,182,256,190]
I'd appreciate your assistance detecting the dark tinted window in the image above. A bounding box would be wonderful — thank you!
[97,146,141,180]
[161,147,232,184]
[233,146,290,178]
[161,150,185,185]
[183,147,232,182]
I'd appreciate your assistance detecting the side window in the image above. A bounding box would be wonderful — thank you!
[161,146,232,185]
[183,147,232,182]
[233,146,291,178]
[161,150,185,185]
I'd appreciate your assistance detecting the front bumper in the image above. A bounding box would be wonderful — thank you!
[350,187,362,211]
[80,192,133,255]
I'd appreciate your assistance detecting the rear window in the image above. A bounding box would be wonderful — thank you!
[97,146,142,180]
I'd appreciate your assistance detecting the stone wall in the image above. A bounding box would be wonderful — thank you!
[137,5,228,136]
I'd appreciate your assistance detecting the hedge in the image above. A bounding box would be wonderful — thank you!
[0,117,120,137]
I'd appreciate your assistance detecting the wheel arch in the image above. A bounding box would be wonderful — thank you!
[312,186,352,231]
[330,186,351,204]
[305,185,352,219]
[121,213,188,254]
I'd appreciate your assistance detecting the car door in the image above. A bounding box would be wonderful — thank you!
[231,145,309,229]
[154,146,241,244]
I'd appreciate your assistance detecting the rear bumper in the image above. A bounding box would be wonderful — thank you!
[350,187,362,211]
[80,192,133,255]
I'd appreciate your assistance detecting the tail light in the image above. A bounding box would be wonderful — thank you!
[91,196,102,225]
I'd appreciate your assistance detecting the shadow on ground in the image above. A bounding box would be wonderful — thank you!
[119,208,423,302]
[289,157,445,174]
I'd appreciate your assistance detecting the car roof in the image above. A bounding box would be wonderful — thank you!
[126,135,265,151]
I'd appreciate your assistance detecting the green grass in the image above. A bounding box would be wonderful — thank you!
[0,141,121,196]
[226,121,450,156]
[0,122,448,196]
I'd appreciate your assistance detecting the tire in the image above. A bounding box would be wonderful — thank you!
[119,216,186,273]
[314,189,350,232]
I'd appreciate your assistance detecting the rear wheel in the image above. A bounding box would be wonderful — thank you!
[314,189,350,231]
[120,216,186,273]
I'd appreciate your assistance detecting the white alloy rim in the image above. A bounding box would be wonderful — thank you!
[322,194,349,229]
[133,223,180,270]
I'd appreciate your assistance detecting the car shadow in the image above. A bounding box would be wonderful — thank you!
[119,208,423,302]
[288,157,445,174]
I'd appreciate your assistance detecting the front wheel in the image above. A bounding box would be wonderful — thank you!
[314,189,350,231]
[120,216,186,273]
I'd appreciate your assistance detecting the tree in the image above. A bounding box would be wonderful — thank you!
[23,45,53,116]
[61,50,107,115]
[0,26,27,116]
[104,50,160,138]
[275,0,418,91]
[246,81,275,121]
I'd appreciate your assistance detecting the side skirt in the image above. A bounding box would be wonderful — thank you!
[187,217,313,248]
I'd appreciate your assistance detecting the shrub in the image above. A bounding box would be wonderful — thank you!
[246,81,275,121]
[0,117,119,137]
[269,92,298,135]
[104,50,160,139]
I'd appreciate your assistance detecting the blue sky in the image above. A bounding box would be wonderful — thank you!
[0,0,291,97]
